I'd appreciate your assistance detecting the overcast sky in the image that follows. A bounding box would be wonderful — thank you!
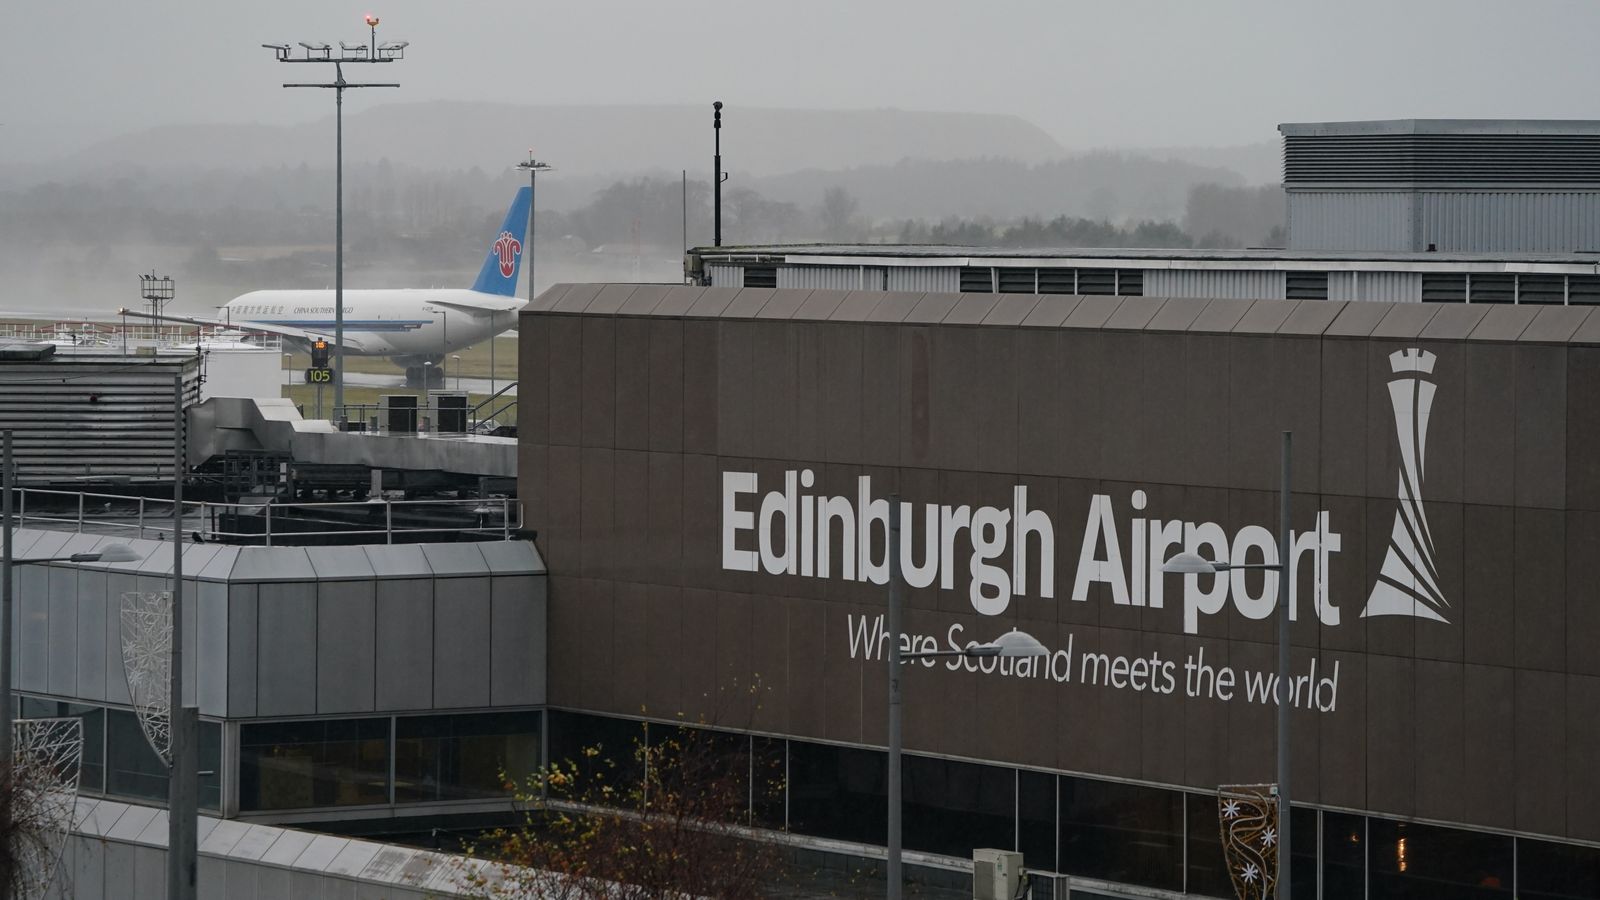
[7,0,1600,163]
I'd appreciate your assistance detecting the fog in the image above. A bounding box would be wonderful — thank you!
[3,0,1597,315]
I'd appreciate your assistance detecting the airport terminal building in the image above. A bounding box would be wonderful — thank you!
[519,282,1600,898]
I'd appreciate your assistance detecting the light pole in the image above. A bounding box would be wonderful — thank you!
[515,153,553,302]
[263,21,407,427]
[712,101,727,247]
[1,427,141,900]
[1164,430,1294,899]
[884,495,1047,900]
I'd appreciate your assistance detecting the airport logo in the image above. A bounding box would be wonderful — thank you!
[1361,348,1450,623]
[493,230,522,278]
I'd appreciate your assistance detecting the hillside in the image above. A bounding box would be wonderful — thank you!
[68,101,1068,178]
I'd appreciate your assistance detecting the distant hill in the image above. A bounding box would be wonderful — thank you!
[1119,141,1283,186]
[67,101,1068,178]
[751,153,1247,223]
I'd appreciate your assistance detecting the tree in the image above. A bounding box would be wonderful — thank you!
[818,186,861,240]
[466,719,784,900]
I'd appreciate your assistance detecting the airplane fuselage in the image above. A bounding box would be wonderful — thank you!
[223,289,524,360]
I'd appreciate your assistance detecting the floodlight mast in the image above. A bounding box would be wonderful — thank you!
[264,19,405,426]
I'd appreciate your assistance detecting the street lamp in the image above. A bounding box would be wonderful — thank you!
[515,152,553,302]
[884,496,1046,900]
[263,19,407,426]
[1163,430,1294,900]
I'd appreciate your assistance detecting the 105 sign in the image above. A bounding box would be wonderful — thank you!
[304,367,334,384]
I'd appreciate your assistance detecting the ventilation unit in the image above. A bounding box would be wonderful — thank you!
[972,848,1023,900]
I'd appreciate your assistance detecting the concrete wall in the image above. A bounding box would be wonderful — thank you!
[520,284,1600,847]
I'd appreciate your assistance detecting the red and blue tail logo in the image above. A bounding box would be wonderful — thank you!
[471,186,532,296]
[494,231,522,278]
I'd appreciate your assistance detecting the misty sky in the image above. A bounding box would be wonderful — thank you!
[5,0,1600,162]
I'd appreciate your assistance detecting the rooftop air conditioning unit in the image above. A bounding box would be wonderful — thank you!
[973,848,1023,900]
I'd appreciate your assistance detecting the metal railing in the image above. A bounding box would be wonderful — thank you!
[331,395,515,437]
[0,321,284,353]
[10,488,523,546]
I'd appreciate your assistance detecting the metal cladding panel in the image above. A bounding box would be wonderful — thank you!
[75,569,109,704]
[255,581,317,717]
[490,574,545,706]
[374,578,434,711]
[705,263,745,288]
[885,266,960,293]
[433,578,492,708]
[776,265,862,290]
[46,566,78,696]
[1286,191,1415,251]
[1330,270,1424,302]
[196,580,228,717]
[1141,268,1287,300]
[1417,191,1600,252]
[316,579,376,714]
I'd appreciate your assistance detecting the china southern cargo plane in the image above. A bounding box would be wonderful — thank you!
[122,187,531,386]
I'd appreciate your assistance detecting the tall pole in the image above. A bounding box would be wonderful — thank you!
[1277,430,1293,900]
[886,495,903,900]
[516,153,552,301]
[334,67,345,425]
[168,374,196,900]
[1,431,13,900]
[713,101,723,247]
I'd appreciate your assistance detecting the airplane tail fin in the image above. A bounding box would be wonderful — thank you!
[470,186,533,296]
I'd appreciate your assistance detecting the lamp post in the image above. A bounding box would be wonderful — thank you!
[884,495,1047,900]
[516,153,553,302]
[263,22,407,426]
[712,102,727,247]
[1163,430,1294,899]
[1,426,142,900]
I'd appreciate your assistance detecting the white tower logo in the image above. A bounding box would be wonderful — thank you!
[1362,348,1450,623]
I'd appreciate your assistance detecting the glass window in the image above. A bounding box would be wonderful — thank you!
[1058,775,1183,892]
[752,736,785,829]
[107,708,169,802]
[902,754,1013,860]
[239,718,389,811]
[394,711,539,804]
[198,721,221,812]
[788,740,886,847]
[1519,837,1600,900]
[1185,792,1232,897]
[1368,816,1513,898]
[545,711,646,804]
[1323,811,1367,898]
[18,699,104,795]
[644,723,751,824]
[1018,770,1056,873]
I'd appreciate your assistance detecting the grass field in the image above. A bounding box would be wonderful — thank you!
[279,333,520,427]
[285,334,520,381]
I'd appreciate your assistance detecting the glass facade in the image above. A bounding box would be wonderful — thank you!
[238,711,544,812]
[19,697,220,811]
[548,710,1600,899]
[394,711,540,803]
[240,717,389,811]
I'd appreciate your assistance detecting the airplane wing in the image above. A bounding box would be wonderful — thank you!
[426,296,523,316]
[116,308,373,353]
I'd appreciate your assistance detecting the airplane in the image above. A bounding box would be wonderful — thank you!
[121,187,532,386]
